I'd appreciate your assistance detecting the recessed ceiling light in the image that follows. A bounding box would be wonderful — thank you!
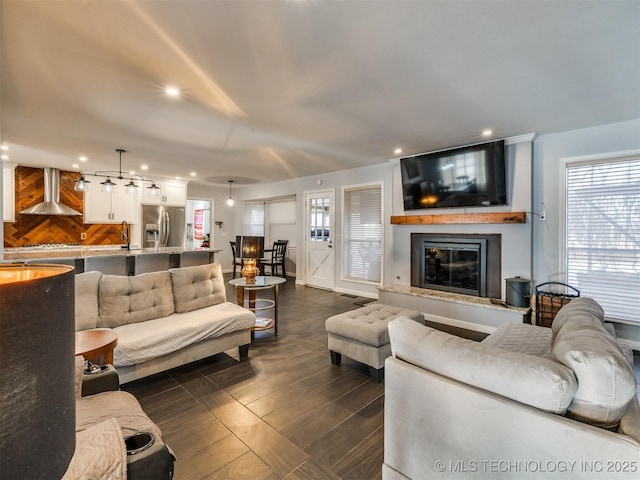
[2,154,9,160]
[1,145,8,151]
[165,85,180,98]
[394,148,402,155]
[72,163,79,169]
[190,172,197,177]
[129,170,136,175]
[175,176,181,180]
[79,155,87,162]
[482,129,493,137]
[140,165,149,171]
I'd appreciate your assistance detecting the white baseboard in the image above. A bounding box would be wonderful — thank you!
[334,286,378,300]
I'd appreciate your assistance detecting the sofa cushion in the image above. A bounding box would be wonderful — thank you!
[169,263,226,313]
[112,301,255,366]
[551,297,604,340]
[552,306,637,429]
[75,271,102,331]
[481,323,553,358]
[389,317,578,414]
[98,271,175,328]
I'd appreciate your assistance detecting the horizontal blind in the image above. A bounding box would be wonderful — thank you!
[343,185,382,282]
[566,158,640,322]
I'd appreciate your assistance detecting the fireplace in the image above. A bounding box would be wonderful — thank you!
[411,233,501,298]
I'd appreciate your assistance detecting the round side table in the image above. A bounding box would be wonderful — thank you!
[229,275,286,338]
[75,328,118,365]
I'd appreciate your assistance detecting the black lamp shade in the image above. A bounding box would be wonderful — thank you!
[0,264,76,479]
[236,235,264,259]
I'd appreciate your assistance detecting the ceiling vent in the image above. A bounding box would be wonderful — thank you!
[20,168,82,216]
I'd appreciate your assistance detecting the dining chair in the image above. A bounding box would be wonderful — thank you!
[260,240,288,278]
[230,241,244,278]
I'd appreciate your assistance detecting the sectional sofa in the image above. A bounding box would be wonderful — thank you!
[383,298,640,479]
[75,263,255,383]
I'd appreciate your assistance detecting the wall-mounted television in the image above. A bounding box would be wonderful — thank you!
[400,140,506,211]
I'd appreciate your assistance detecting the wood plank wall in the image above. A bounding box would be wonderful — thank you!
[4,166,123,248]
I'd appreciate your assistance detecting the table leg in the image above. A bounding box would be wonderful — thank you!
[248,290,257,311]
[274,284,279,336]
[236,285,244,307]
[104,350,114,365]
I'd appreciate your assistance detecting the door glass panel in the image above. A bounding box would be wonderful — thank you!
[310,196,330,241]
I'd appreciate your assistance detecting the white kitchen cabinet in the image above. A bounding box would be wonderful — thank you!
[83,175,138,223]
[141,180,187,206]
[3,163,16,222]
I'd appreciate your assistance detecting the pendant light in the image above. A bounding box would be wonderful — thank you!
[147,181,161,196]
[125,179,138,194]
[74,148,148,195]
[100,177,115,193]
[74,175,91,192]
[226,180,235,206]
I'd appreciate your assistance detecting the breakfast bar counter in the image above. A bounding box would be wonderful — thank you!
[2,246,222,274]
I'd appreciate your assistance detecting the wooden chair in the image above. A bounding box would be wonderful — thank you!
[260,240,288,278]
[230,241,244,278]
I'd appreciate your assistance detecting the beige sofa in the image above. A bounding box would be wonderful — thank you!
[75,263,255,384]
[383,298,640,480]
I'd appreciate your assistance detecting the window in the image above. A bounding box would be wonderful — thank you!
[244,203,264,236]
[343,184,382,283]
[564,153,640,323]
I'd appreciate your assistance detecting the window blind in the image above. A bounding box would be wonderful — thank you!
[565,157,640,323]
[343,185,382,282]
[244,203,264,236]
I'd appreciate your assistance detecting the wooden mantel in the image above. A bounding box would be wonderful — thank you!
[390,212,527,225]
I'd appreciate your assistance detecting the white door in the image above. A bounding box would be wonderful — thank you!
[305,190,334,290]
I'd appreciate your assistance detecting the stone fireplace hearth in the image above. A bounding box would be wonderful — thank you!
[411,233,501,298]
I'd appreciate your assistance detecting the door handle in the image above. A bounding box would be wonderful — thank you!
[328,240,332,248]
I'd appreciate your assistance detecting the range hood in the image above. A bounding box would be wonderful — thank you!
[20,167,82,216]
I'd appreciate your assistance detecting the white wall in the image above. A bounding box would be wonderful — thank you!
[388,139,534,299]
[238,163,393,298]
[187,122,640,346]
[236,137,533,300]
[532,118,640,346]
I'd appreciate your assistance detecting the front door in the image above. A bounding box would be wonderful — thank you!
[305,190,335,290]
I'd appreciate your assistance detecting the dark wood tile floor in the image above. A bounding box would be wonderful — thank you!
[122,275,640,479]
[123,277,392,480]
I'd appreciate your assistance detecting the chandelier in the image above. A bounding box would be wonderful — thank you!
[74,149,160,195]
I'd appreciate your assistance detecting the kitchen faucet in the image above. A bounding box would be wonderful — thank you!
[121,221,130,250]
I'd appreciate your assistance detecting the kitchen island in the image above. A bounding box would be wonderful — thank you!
[2,246,222,274]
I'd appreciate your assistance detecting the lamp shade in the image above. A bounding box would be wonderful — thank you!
[237,235,264,259]
[0,264,76,479]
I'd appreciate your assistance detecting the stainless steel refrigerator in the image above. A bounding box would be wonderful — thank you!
[141,205,186,248]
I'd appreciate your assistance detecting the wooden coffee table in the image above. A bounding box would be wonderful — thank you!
[75,329,118,365]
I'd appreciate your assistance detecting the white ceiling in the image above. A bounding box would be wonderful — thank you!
[2,1,639,186]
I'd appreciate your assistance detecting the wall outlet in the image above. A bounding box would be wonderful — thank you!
[80,232,86,240]
[539,211,547,221]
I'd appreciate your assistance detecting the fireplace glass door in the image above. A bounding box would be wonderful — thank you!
[423,242,484,296]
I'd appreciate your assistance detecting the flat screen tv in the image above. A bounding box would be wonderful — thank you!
[400,140,506,210]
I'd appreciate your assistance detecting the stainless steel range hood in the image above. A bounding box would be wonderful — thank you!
[20,167,82,216]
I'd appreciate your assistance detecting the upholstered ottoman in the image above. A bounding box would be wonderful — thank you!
[325,304,424,382]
